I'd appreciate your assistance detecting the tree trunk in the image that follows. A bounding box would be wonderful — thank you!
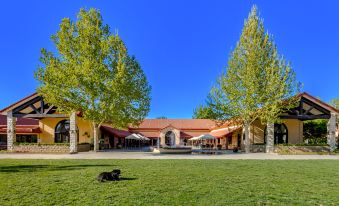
[244,122,250,153]
[93,122,99,152]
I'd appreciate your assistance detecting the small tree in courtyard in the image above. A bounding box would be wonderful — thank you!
[35,8,151,151]
[206,6,300,153]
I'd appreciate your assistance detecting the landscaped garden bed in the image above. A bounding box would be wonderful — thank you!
[275,144,330,155]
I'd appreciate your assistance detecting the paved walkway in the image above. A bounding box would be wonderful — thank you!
[1,151,339,159]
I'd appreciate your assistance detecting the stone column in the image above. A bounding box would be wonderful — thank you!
[7,111,16,152]
[266,123,274,153]
[69,112,78,154]
[327,112,337,152]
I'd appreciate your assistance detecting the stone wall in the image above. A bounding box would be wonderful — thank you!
[78,143,90,152]
[250,144,266,153]
[12,144,69,153]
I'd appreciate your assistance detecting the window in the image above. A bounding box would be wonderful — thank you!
[55,120,78,143]
[16,135,37,143]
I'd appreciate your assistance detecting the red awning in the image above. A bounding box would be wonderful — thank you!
[210,126,241,138]
[0,125,41,134]
[100,126,131,138]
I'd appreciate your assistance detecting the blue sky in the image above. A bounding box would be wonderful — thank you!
[0,0,338,118]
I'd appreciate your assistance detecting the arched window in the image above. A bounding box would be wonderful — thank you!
[264,123,288,144]
[55,120,79,143]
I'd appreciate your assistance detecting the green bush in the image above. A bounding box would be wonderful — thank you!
[303,119,327,144]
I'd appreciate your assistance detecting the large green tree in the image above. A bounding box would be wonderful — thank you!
[206,6,300,153]
[35,8,151,151]
[192,94,223,119]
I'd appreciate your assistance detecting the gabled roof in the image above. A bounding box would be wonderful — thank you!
[128,119,216,130]
[298,92,339,114]
[0,92,38,114]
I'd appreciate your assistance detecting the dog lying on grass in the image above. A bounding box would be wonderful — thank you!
[97,169,121,182]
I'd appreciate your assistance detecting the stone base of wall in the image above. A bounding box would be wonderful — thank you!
[13,144,69,153]
[78,143,90,152]
[251,144,266,153]
[274,145,330,154]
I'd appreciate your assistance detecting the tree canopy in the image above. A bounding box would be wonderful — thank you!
[35,8,151,150]
[199,6,300,152]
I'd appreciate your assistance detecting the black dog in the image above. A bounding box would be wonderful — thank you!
[97,169,121,182]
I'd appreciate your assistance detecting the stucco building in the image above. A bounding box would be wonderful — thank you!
[0,92,338,153]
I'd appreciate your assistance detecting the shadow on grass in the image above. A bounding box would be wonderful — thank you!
[98,177,137,183]
[119,177,137,181]
[0,164,114,173]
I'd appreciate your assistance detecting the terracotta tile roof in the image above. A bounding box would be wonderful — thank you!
[100,126,131,138]
[0,115,41,134]
[129,119,217,130]
[0,115,39,126]
[137,131,160,138]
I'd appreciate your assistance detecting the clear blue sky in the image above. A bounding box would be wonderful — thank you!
[0,0,338,118]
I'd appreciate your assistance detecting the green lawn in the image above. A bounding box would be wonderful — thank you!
[0,160,339,205]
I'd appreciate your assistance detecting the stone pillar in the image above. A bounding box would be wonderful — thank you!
[327,112,337,152]
[69,112,78,154]
[266,123,274,153]
[7,111,16,152]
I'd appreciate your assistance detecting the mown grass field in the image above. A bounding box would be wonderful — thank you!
[0,159,339,205]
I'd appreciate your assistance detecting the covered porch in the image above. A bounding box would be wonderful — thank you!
[1,93,79,153]
[252,93,338,153]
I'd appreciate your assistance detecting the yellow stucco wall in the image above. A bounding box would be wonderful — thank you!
[249,119,304,144]
[282,119,303,144]
[39,117,93,144]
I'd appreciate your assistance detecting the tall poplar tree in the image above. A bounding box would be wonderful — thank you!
[208,6,300,153]
[35,8,151,151]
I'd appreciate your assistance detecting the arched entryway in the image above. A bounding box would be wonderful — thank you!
[264,123,288,144]
[165,131,175,146]
[54,120,79,143]
[274,123,288,144]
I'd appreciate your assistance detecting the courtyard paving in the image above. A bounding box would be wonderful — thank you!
[1,151,339,159]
